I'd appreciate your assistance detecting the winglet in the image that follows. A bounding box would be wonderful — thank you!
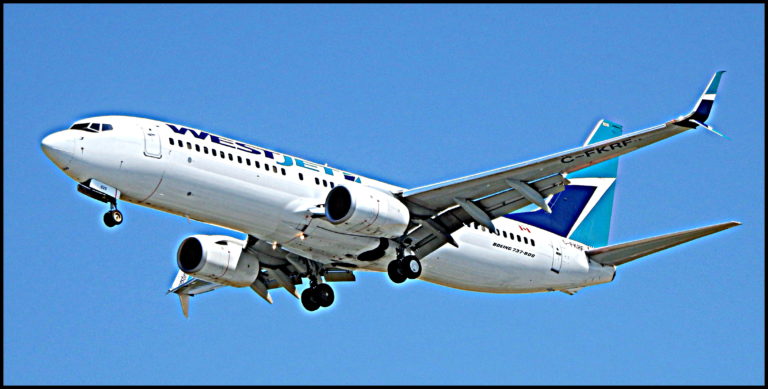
[178,294,190,318]
[680,71,726,126]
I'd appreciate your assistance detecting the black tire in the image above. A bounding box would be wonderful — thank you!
[387,260,407,284]
[315,283,334,308]
[103,212,116,227]
[401,256,422,279]
[301,288,319,311]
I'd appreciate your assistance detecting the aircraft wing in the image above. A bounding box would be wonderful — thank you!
[400,71,726,258]
[167,236,357,317]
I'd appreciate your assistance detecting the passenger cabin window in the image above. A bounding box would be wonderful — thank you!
[169,138,175,146]
[187,142,192,149]
[237,156,242,164]
[212,149,217,156]
[246,158,251,166]
[531,239,535,247]
[204,147,209,154]
[195,144,200,152]
[298,173,304,181]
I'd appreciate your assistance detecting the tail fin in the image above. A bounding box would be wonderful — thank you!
[506,119,622,247]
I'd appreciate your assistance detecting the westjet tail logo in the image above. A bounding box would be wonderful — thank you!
[167,124,362,183]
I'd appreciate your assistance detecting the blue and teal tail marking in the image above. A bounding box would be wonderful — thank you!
[506,120,622,247]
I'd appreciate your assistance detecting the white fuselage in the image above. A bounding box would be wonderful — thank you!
[42,115,615,294]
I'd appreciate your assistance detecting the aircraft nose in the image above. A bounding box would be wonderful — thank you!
[41,131,75,168]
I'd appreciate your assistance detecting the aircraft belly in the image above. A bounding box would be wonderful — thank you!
[417,227,599,293]
[281,218,390,267]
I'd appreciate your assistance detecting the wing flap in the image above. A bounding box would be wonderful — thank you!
[586,221,740,266]
[407,174,568,257]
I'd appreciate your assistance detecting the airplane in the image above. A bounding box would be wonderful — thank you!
[41,71,739,316]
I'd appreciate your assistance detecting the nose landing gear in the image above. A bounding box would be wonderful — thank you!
[76,179,124,228]
[103,207,123,228]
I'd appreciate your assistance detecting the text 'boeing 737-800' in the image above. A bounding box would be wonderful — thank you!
[41,71,739,316]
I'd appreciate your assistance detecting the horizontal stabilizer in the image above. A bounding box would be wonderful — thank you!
[586,221,740,266]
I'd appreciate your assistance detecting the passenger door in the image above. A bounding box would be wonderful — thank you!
[143,126,162,158]
[551,242,563,274]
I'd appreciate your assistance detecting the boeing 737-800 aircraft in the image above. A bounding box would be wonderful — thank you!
[41,72,738,315]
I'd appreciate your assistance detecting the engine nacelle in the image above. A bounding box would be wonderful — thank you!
[177,235,260,287]
[324,184,410,238]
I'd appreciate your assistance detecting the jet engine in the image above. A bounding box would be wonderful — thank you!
[177,235,260,287]
[324,184,410,238]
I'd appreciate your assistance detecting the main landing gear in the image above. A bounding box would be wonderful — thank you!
[301,281,335,312]
[387,255,422,284]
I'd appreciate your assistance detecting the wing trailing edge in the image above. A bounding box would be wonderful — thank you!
[586,221,740,267]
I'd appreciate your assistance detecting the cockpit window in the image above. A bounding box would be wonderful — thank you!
[70,122,113,132]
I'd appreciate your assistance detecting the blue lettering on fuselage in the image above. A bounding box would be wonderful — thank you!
[235,141,262,155]
[166,123,361,182]
[167,124,209,140]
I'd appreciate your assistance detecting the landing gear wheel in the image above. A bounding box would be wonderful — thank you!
[387,260,407,284]
[103,210,122,227]
[314,283,335,308]
[103,213,115,227]
[401,256,422,279]
[301,288,320,311]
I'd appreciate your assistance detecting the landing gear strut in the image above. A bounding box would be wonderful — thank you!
[301,279,335,311]
[387,255,422,284]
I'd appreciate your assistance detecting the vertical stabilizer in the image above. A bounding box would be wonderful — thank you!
[506,120,622,247]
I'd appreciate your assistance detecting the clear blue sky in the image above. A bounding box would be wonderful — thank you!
[4,4,764,385]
